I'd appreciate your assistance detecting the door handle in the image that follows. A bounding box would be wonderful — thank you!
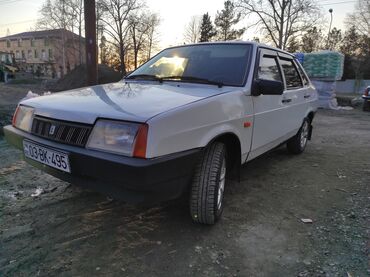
[282,98,292,103]
[304,95,311,99]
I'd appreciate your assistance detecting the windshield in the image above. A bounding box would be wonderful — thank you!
[128,44,252,87]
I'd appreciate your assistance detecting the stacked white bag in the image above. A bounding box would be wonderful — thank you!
[296,51,345,109]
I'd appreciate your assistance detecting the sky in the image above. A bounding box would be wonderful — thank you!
[0,0,358,48]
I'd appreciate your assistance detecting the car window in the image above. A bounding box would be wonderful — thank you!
[279,58,303,89]
[295,60,309,86]
[258,55,282,82]
[129,44,252,87]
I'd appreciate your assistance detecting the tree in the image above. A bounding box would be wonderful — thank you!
[96,0,107,63]
[199,13,217,42]
[237,0,321,50]
[214,1,245,41]
[286,36,300,53]
[99,35,108,64]
[99,0,141,74]
[340,26,370,79]
[345,0,370,37]
[68,0,84,65]
[326,27,342,51]
[105,44,121,70]
[183,16,201,44]
[38,0,70,31]
[300,27,324,52]
[129,12,152,69]
[37,0,84,75]
[144,13,160,60]
[252,36,260,43]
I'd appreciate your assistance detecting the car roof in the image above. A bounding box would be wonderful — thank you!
[166,40,295,58]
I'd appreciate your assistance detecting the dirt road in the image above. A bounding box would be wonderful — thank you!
[0,96,369,276]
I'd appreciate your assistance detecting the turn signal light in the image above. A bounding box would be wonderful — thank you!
[133,124,148,158]
[12,106,20,127]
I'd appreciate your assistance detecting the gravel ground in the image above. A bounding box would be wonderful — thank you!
[0,83,46,134]
[0,86,369,276]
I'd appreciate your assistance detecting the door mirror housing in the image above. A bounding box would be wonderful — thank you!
[252,79,284,96]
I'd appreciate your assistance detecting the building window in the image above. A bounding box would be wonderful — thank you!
[44,37,50,46]
[41,49,46,60]
[48,49,53,59]
[31,38,35,47]
[21,50,25,59]
[28,50,32,59]
[34,49,38,58]
[18,39,22,47]
[6,40,11,48]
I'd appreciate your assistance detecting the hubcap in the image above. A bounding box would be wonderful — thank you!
[300,121,309,148]
[217,158,226,210]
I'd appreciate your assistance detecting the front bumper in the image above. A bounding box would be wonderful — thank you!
[4,125,202,203]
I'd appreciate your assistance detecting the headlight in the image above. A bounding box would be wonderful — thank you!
[87,120,148,158]
[12,105,34,132]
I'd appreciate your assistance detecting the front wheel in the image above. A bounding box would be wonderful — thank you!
[287,119,310,154]
[190,142,227,225]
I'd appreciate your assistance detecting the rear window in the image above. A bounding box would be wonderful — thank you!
[295,61,309,86]
[131,44,252,87]
[279,58,303,89]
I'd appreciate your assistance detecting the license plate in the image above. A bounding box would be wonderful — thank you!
[23,140,71,173]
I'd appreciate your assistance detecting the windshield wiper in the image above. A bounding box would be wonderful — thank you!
[161,76,224,88]
[125,74,163,82]
[126,74,224,88]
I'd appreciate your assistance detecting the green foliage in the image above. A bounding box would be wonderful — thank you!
[340,26,370,79]
[199,13,217,42]
[214,1,245,41]
[298,25,369,80]
[286,36,300,53]
[326,28,342,51]
[300,27,324,53]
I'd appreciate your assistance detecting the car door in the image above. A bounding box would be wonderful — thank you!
[248,48,291,161]
[277,54,306,134]
[295,59,317,112]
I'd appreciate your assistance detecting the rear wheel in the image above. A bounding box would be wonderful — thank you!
[190,142,227,225]
[287,118,310,154]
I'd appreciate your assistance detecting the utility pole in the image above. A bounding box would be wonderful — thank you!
[326,8,333,50]
[84,0,98,86]
[62,0,67,77]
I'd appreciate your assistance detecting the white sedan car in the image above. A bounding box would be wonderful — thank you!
[4,42,318,224]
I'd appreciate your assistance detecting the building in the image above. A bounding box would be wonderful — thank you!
[0,29,85,78]
[0,51,17,82]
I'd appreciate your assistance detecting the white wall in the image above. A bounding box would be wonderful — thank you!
[335,79,370,94]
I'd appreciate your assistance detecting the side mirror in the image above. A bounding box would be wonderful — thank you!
[252,79,284,96]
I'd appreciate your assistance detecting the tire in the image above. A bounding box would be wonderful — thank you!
[287,118,310,154]
[190,142,227,225]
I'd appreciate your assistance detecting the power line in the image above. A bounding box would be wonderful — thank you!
[320,0,364,2]
[0,19,37,27]
[322,1,358,6]
[0,0,25,6]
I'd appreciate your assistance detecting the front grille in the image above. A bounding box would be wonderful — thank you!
[31,116,92,147]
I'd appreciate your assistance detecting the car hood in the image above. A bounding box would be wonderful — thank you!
[22,82,232,124]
